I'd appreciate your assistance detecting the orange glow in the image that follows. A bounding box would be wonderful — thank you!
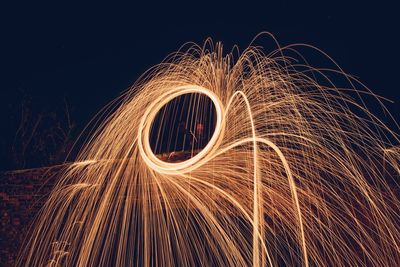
[18,36,400,267]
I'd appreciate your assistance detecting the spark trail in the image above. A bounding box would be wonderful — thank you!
[19,36,400,266]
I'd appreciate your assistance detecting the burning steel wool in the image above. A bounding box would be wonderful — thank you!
[18,37,400,266]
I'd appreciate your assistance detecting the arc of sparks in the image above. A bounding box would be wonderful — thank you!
[18,38,400,267]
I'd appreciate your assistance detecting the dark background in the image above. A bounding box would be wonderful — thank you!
[0,2,399,266]
[1,1,399,170]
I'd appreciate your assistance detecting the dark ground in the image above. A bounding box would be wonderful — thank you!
[0,1,399,266]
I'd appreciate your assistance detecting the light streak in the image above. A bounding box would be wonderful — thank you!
[18,38,400,266]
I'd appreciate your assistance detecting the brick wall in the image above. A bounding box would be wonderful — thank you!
[0,166,64,267]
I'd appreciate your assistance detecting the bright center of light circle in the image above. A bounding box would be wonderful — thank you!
[149,92,217,162]
[138,86,223,174]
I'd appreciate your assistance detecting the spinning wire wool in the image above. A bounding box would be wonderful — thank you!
[19,37,400,266]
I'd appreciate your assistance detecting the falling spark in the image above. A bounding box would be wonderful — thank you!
[18,35,400,266]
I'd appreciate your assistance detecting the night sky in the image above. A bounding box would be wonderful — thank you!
[1,1,399,170]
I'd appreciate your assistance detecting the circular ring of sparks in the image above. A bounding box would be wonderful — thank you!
[18,39,400,267]
[138,85,224,174]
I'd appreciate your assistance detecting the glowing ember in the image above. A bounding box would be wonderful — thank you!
[19,37,400,267]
